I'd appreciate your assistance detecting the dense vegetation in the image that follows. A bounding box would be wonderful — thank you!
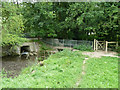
[73,44,93,51]
[1,50,118,88]
[1,1,120,47]
[1,2,27,46]
[22,2,120,41]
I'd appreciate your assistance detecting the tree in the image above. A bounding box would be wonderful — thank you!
[22,2,57,39]
[1,2,26,46]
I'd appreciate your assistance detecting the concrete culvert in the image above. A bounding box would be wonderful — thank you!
[21,46,30,53]
[20,46,30,59]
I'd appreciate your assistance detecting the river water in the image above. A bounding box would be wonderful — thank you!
[1,49,52,78]
[2,55,39,78]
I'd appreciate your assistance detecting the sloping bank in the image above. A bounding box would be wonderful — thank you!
[2,50,118,88]
[2,49,86,88]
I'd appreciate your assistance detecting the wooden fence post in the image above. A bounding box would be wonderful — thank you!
[104,40,106,50]
[94,39,95,50]
[105,41,108,52]
[96,40,98,51]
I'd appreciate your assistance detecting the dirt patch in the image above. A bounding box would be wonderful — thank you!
[82,51,119,58]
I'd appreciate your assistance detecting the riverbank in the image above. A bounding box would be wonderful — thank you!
[1,49,118,88]
[1,40,54,78]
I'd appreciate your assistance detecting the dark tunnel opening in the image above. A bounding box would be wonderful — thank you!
[20,46,30,53]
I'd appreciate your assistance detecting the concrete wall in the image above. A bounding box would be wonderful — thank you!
[2,42,39,57]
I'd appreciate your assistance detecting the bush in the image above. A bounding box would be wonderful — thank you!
[39,41,53,51]
[115,46,120,53]
[73,44,93,51]
[38,57,43,61]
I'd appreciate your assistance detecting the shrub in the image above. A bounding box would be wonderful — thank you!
[38,57,43,61]
[73,44,93,51]
[115,46,120,53]
[39,41,53,51]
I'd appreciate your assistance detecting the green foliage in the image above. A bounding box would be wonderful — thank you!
[39,41,53,51]
[38,57,43,61]
[115,46,120,53]
[73,44,93,51]
[79,57,118,88]
[2,2,119,42]
[2,50,85,88]
[64,2,119,40]
[22,2,57,38]
[2,2,26,46]
[1,33,27,46]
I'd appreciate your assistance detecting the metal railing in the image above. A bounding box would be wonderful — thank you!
[42,38,93,48]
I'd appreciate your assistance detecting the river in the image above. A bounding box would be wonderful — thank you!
[2,55,39,78]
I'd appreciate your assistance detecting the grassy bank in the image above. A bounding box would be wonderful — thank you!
[2,49,86,88]
[79,56,118,88]
[1,50,118,88]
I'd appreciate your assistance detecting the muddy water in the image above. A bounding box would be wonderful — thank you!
[2,50,52,78]
[2,55,39,78]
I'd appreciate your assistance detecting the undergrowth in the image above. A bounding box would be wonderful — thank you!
[73,44,93,52]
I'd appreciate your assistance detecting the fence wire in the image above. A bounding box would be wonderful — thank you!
[42,38,93,48]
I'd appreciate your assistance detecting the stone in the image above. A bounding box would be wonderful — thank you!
[33,52,37,55]
[39,61,44,66]
[29,52,33,56]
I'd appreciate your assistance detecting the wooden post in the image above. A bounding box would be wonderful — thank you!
[96,40,98,51]
[104,40,106,50]
[94,39,96,50]
[105,41,108,52]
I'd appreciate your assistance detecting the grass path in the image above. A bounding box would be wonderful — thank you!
[75,51,119,88]
[75,57,89,87]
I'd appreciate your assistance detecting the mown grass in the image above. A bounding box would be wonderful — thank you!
[79,56,118,88]
[2,49,86,88]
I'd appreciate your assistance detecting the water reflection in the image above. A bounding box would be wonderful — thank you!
[2,55,38,78]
